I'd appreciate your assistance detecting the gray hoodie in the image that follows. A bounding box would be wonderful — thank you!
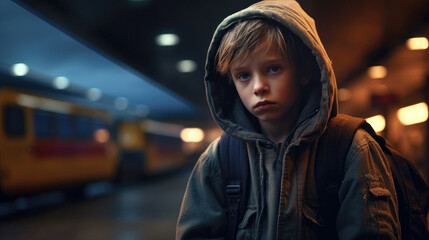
[177,0,400,239]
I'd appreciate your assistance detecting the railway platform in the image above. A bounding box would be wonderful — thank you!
[0,167,193,240]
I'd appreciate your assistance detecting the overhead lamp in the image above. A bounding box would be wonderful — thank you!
[53,76,70,89]
[177,60,197,73]
[406,37,428,50]
[115,97,129,110]
[87,88,102,101]
[11,63,29,77]
[397,102,428,125]
[155,33,180,46]
[367,66,387,79]
[180,128,205,143]
[365,115,385,132]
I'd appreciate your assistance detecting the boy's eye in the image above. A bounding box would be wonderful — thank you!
[236,72,251,81]
[268,65,281,73]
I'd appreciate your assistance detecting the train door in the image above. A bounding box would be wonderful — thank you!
[117,121,146,181]
[0,104,33,196]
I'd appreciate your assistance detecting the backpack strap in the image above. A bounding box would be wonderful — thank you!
[218,133,249,240]
[315,114,365,239]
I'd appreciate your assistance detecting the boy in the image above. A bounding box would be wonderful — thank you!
[177,0,400,239]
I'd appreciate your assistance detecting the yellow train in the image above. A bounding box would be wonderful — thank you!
[0,87,197,199]
[0,88,118,197]
[116,119,192,181]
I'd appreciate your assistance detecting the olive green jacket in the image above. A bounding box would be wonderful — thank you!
[177,0,400,239]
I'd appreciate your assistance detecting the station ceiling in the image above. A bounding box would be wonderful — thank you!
[3,0,429,126]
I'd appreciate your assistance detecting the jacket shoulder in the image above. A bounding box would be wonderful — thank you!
[193,137,224,179]
[347,129,384,159]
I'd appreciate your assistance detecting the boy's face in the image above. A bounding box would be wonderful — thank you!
[229,45,300,126]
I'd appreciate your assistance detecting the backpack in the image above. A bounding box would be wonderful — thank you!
[218,114,429,240]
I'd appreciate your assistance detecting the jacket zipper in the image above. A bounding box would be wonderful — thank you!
[275,108,320,165]
[275,108,319,238]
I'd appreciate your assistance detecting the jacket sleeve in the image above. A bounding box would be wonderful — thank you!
[176,138,227,240]
[337,129,401,240]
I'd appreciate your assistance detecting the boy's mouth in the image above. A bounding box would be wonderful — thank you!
[254,100,275,110]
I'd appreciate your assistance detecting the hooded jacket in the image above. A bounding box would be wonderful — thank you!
[177,0,400,239]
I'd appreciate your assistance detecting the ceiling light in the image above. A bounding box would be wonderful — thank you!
[11,63,29,76]
[397,102,428,125]
[177,60,197,73]
[367,66,387,79]
[87,88,102,101]
[115,97,129,110]
[53,76,70,89]
[155,33,180,46]
[406,37,428,50]
[366,115,385,132]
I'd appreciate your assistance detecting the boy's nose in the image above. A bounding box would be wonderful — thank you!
[253,75,269,95]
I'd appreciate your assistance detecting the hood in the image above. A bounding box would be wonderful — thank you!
[204,0,338,145]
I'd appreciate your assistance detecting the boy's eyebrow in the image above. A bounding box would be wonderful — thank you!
[231,56,290,70]
[229,61,247,72]
[264,57,289,64]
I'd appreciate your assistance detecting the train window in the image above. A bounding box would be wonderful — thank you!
[93,118,105,131]
[33,110,53,138]
[56,113,73,139]
[76,116,91,139]
[4,106,26,136]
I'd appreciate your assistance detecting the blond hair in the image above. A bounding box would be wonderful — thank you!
[216,19,287,75]
[216,19,319,84]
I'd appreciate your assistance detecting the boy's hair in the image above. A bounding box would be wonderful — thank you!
[216,19,319,85]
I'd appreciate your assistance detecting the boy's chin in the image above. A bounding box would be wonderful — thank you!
[255,112,295,125]
[255,114,282,123]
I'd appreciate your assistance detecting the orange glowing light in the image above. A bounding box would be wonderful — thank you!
[367,66,387,79]
[397,102,428,125]
[180,128,204,143]
[366,115,385,132]
[94,129,110,143]
[406,37,429,50]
